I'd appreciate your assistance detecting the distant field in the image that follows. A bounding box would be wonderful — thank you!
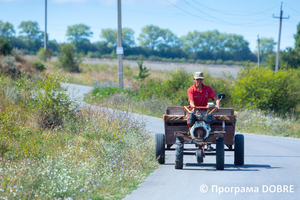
[26,56,242,78]
[82,58,242,78]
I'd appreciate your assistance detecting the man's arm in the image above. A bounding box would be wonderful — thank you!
[212,96,220,111]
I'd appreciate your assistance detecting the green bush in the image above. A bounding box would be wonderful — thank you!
[0,39,12,56]
[36,73,78,129]
[173,58,180,62]
[86,51,101,58]
[216,59,223,64]
[179,58,186,63]
[233,67,300,115]
[133,58,150,81]
[205,60,215,64]
[37,47,52,62]
[0,56,20,76]
[58,43,81,72]
[32,60,46,72]
[148,55,162,61]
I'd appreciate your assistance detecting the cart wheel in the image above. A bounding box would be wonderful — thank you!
[234,134,244,166]
[155,133,165,164]
[216,137,224,170]
[196,150,204,163]
[175,137,184,169]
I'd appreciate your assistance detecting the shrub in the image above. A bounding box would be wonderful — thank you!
[58,43,81,72]
[0,56,20,76]
[101,54,112,59]
[0,39,12,56]
[32,60,47,72]
[133,58,150,81]
[187,59,195,63]
[173,58,180,62]
[148,55,162,62]
[86,51,101,58]
[179,58,186,63]
[36,73,78,129]
[233,67,300,115]
[37,47,52,62]
[205,60,215,64]
[216,59,223,64]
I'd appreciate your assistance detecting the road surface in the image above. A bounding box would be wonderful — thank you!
[62,83,300,200]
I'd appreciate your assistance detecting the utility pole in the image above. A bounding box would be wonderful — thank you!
[44,0,47,50]
[117,0,123,89]
[257,35,260,69]
[273,2,289,73]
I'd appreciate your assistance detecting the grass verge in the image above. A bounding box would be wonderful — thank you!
[0,73,158,199]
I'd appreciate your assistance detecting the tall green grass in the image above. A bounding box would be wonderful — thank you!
[0,73,158,199]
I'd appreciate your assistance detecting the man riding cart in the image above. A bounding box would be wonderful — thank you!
[155,72,244,170]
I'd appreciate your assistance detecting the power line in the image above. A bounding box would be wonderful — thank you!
[164,0,219,24]
[284,3,300,16]
[190,0,279,17]
[165,0,277,27]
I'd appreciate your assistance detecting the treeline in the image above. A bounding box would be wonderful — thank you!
[0,20,279,63]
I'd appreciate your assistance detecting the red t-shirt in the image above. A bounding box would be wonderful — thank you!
[187,83,216,106]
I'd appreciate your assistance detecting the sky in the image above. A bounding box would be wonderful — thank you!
[0,0,300,52]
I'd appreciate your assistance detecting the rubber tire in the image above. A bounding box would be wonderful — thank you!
[155,133,165,164]
[196,150,204,163]
[216,137,225,170]
[175,137,184,169]
[234,134,244,166]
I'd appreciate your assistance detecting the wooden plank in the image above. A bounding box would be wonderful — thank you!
[166,107,185,115]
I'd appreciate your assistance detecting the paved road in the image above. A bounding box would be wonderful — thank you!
[62,83,300,200]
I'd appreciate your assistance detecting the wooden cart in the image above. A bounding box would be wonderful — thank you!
[155,98,244,170]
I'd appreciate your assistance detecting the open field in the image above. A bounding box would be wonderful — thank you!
[25,56,242,79]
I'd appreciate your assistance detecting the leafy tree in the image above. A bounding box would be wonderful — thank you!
[100,28,117,47]
[138,25,162,50]
[255,37,276,62]
[18,21,41,41]
[66,24,93,51]
[122,27,135,48]
[224,34,253,61]
[294,22,300,52]
[100,27,135,48]
[0,38,12,56]
[180,30,203,53]
[0,21,15,40]
[58,43,82,72]
[158,29,179,51]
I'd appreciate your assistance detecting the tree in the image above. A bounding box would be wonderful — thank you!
[100,27,135,48]
[224,34,253,61]
[294,22,300,52]
[58,43,82,72]
[138,25,162,50]
[18,21,41,41]
[255,37,276,62]
[100,28,117,47]
[0,21,15,40]
[66,24,93,50]
[122,27,135,48]
[180,31,203,53]
[158,28,179,51]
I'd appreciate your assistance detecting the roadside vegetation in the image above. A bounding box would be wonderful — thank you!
[1,21,300,199]
[0,50,158,199]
